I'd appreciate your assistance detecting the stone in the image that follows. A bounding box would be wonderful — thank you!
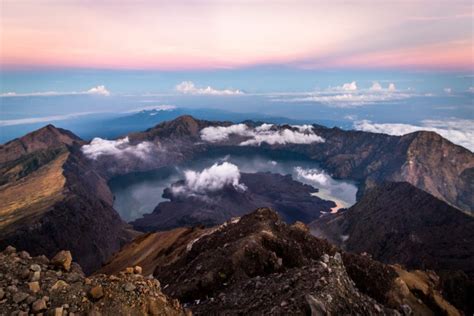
[125,267,134,274]
[32,298,47,312]
[31,271,41,282]
[124,283,136,292]
[66,272,81,283]
[12,291,28,303]
[4,245,16,254]
[51,251,72,271]
[18,251,31,260]
[134,266,143,274]
[89,285,104,300]
[0,288,4,299]
[321,254,330,263]
[30,264,41,272]
[51,280,69,291]
[28,281,40,293]
[53,307,64,316]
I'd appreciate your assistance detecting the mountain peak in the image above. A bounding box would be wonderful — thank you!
[0,125,82,164]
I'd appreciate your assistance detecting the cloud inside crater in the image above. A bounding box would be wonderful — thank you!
[200,123,325,146]
[171,162,247,196]
[81,137,155,160]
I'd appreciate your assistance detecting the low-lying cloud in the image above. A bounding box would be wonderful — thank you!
[81,137,155,160]
[354,119,474,152]
[171,162,247,196]
[0,112,98,127]
[270,81,407,107]
[200,123,325,146]
[1,85,111,97]
[175,81,243,96]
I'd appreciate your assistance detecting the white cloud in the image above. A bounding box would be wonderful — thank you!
[339,81,358,91]
[294,166,330,185]
[0,112,98,126]
[175,81,243,96]
[86,85,111,96]
[0,85,111,97]
[444,87,452,94]
[369,82,383,91]
[200,123,325,146]
[270,81,409,107]
[354,119,474,152]
[468,87,474,93]
[81,137,155,160]
[124,104,177,113]
[200,124,252,142]
[171,162,246,196]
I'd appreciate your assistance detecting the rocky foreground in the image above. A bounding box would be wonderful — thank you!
[0,246,187,315]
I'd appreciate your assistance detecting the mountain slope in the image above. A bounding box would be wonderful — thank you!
[0,126,133,273]
[311,181,474,276]
[103,208,460,315]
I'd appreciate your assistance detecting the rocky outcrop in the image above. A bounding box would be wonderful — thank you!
[125,208,456,315]
[0,126,133,274]
[311,182,474,314]
[311,182,474,277]
[0,246,187,315]
[131,172,335,231]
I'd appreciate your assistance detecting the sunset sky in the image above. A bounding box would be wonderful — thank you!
[1,0,473,71]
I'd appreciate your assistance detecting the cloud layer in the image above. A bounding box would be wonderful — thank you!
[270,81,408,107]
[200,123,325,146]
[81,137,155,160]
[1,85,110,97]
[354,119,474,151]
[175,81,243,96]
[171,162,247,196]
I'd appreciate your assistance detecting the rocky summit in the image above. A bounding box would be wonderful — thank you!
[0,246,187,315]
[107,208,458,315]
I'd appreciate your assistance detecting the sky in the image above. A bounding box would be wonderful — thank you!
[0,0,473,151]
[1,0,473,71]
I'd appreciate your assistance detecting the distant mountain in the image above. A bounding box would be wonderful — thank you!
[92,115,473,213]
[0,125,133,273]
[85,107,315,140]
[131,172,336,231]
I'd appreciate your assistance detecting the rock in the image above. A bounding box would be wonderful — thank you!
[321,254,330,263]
[66,272,81,283]
[125,267,134,274]
[30,264,41,272]
[0,288,4,299]
[28,281,40,293]
[134,266,142,275]
[4,246,16,254]
[31,271,41,282]
[31,298,47,312]
[124,283,136,292]
[51,251,72,271]
[53,307,64,316]
[18,251,31,260]
[89,285,104,300]
[306,294,327,316]
[12,291,28,303]
[51,280,69,291]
